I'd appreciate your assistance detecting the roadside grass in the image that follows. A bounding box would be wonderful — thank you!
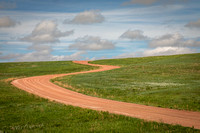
[1,60,199,132]
[53,53,200,111]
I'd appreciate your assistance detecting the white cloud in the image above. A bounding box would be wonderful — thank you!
[149,33,200,47]
[21,20,73,44]
[0,16,19,28]
[120,30,147,40]
[142,47,196,57]
[69,35,115,51]
[185,19,200,29]
[64,10,105,25]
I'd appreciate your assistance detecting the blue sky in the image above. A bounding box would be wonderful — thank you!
[0,0,200,62]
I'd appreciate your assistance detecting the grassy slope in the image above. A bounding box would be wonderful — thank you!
[54,54,200,111]
[0,60,198,132]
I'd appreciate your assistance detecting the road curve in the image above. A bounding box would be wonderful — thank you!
[11,61,200,129]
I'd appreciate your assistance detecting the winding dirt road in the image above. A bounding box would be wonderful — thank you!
[11,61,200,129]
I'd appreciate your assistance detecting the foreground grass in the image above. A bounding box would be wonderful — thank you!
[54,53,200,111]
[1,60,199,132]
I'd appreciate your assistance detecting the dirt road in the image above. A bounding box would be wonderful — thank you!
[11,61,200,129]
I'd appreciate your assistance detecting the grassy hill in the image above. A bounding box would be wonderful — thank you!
[0,58,199,132]
[54,53,200,111]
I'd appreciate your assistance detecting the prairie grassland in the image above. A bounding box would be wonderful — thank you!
[54,53,200,111]
[0,60,199,132]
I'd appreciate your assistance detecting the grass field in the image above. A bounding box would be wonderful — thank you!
[54,53,200,111]
[0,60,199,132]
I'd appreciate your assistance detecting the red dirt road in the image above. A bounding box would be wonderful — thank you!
[12,61,200,129]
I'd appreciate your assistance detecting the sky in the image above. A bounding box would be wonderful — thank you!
[0,0,200,62]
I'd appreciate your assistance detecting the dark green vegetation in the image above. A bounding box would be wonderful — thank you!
[0,60,199,132]
[54,54,200,111]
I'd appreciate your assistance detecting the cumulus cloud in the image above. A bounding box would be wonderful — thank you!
[120,30,147,40]
[3,36,86,61]
[0,16,19,28]
[142,47,196,57]
[21,20,73,44]
[185,19,200,29]
[0,1,16,9]
[115,31,199,59]
[69,35,115,51]
[149,33,200,47]
[7,20,79,62]
[64,10,105,25]
[182,39,200,47]
[149,33,182,47]
[14,41,86,62]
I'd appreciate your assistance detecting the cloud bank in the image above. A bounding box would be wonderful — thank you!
[0,16,19,28]
[69,35,115,51]
[116,46,196,59]
[117,31,198,58]
[21,20,74,44]
[149,33,200,47]
[15,50,87,62]
[1,45,87,62]
[64,10,105,25]
[13,20,78,62]
[142,47,196,57]
[120,30,147,40]
[185,19,200,29]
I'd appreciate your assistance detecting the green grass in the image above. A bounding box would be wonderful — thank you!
[0,60,199,132]
[54,53,200,111]
[0,61,95,78]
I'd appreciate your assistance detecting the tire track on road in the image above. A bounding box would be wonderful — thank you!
[12,61,200,129]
